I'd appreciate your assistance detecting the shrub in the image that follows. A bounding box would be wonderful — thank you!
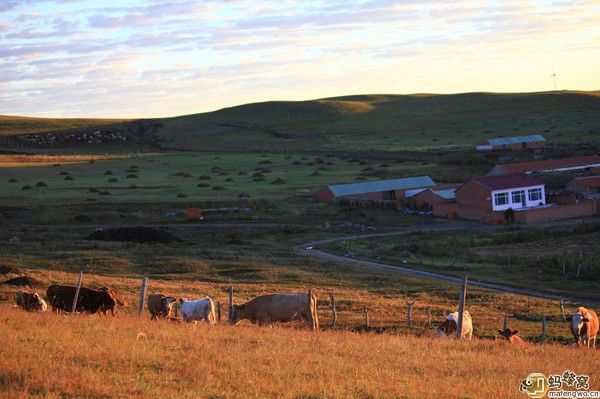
[197,183,210,188]
[36,181,47,187]
[59,171,69,175]
[107,178,118,183]
[64,176,74,181]
[225,178,233,182]
[104,170,113,175]
[21,185,33,190]
[212,185,225,190]
[129,185,139,189]
[126,174,138,179]
[198,174,211,180]
[292,161,302,165]
[238,192,250,198]
[237,171,247,176]
[258,160,272,164]
[99,190,110,195]
[8,178,17,183]
[271,178,286,185]
[355,176,366,181]
[174,172,192,178]
[311,171,321,176]
[177,193,187,198]
[89,188,99,193]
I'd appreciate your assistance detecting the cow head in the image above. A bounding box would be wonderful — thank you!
[497,328,519,340]
[434,318,457,337]
[230,304,246,324]
[162,296,177,315]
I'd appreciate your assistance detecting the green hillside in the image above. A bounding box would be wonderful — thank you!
[0,115,129,137]
[2,91,599,153]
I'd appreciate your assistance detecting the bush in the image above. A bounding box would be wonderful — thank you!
[59,171,69,175]
[126,174,138,179]
[177,193,187,198]
[197,183,210,188]
[99,190,110,195]
[64,176,74,181]
[21,185,33,190]
[292,161,302,165]
[271,178,286,185]
[238,171,247,176]
[238,192,250,198]
[225,178,233,182]
[174,172,192,178]
[104,170,113,175]
[89,188,99,193]
[212,185,225,190]
[107,178,118,183]
[198,175,211,180]
[8,178,17,183]
[35,181,47,187]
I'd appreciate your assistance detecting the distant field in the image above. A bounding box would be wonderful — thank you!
[0,152,437,207]
[321,223,600,300]
[0,115,128,136]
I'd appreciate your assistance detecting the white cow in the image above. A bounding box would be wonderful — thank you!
[434,311,473,339]
[180,297,216,326]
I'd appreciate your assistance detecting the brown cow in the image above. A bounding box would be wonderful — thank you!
[46,285,124,315]
[231,293,319,330]
[147,294,177,320]
[15,291,47,312]
[497,328,527,345]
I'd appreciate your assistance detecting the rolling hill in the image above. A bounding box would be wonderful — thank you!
[2,90,599,153]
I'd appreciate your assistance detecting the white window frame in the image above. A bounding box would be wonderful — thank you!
[528,188,542,202]
[494,192,509,206]
[511,190,524,204]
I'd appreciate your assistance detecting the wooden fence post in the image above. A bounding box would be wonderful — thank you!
[217,301,222,323]
[456,276,468,339]
[329,292,337,328]
[407,301,415,328]
[138,277,148,318]
[70,271,83,314]
[364,306,369,329]
[541,315,547,343]
[228,286,233,323]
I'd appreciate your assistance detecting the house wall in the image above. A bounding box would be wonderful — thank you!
[490,140,545,151]
[454,181,492,213]
[513,200,597,223]
[408,190,446,208]
[490,184,546,211]
[342,192,384,201]
[315,187,334,202]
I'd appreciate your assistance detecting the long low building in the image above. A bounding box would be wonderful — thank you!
[315,176,436,203]
[476,134,546,151]
[487,155,600,176]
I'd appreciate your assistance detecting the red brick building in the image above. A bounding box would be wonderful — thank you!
[476,134,546,151]
[487,155,600,176]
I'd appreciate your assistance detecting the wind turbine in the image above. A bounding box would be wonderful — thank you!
[550,71,558,91]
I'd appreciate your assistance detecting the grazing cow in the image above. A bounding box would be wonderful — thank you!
[434,311,473,339]
[497,328,526,345]
[565,307,599,348]
[46,285,124,315]
[231,293,319,331]
[180,297,216,325]
[15,291,47,312]
[147,294,177,320]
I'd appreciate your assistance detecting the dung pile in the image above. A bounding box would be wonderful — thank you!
[1,275,45,288]
[87,226,181,243]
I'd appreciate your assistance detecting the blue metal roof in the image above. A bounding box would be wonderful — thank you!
[487,135,545,146]
[329,176,436,198]
[432,189,456,200]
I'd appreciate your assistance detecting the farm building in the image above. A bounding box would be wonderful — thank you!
[476,134,546,151]
[567,176,600,197]
[315,176,436,204]
[433,173,598,223]
[403,187,456,209]
[487,155,600,176]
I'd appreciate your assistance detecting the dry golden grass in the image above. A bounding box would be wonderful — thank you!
[1,303,598,399]
[0,154,125,168]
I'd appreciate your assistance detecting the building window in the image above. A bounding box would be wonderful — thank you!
[511,190,524,204]
[494,192,509,206]
[528,188,542,202]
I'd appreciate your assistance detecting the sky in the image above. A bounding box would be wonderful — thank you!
[1,0,599,118]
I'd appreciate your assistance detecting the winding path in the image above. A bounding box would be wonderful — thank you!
[295,219,598,305]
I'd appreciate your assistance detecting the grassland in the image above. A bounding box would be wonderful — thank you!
[0,115,128,136]
[1,302,599,398]
[321,223,600,300]
[3,91,600,154]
